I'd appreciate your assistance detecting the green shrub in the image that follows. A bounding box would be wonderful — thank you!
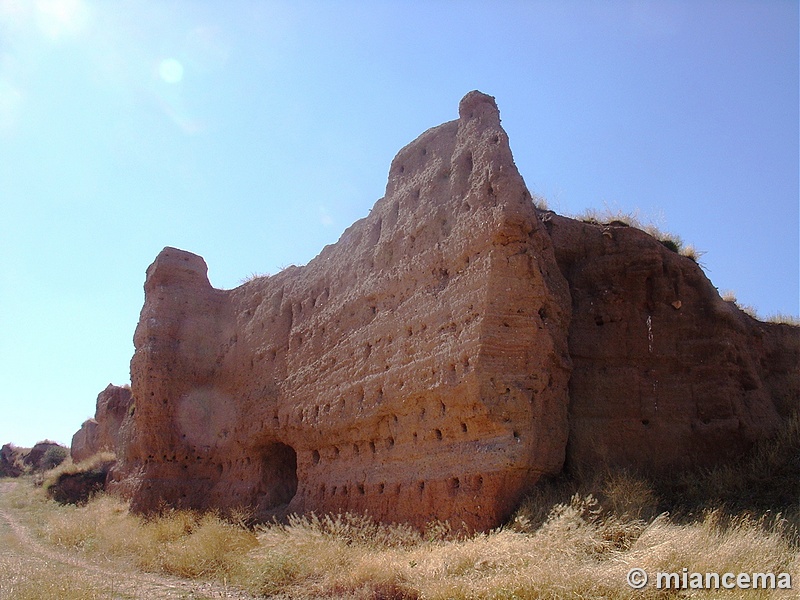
[660,238,680,253]
[40,445,68,471]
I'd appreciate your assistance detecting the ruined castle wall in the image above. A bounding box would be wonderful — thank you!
[112,92,573,530]
[106,92,799,531]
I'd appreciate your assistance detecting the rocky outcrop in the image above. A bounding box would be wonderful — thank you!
[71,384,132,463]
[107,91,799,531]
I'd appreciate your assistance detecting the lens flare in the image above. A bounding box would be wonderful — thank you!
[158,58,184,84]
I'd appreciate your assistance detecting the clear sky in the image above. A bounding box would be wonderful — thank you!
[1,1,797,448]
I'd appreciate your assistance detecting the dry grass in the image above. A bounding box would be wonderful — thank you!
[239,272,272,285]
[0,557,109,600]
[6,479,795,599]
[766,313,800,326]
[571,205,707,264]
[37,494,259,579]
[659,413,800,533]
[3,418,797,599]
[39,451,116,492]
[719,291,799,325]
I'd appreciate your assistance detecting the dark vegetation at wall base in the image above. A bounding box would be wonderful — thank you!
[43,453,117,505]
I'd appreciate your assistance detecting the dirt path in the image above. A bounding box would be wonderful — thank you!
[0,481,259,600]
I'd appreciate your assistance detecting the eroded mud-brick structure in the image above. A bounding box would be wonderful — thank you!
[105,92,798,531]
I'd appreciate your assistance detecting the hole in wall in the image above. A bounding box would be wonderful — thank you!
[258,442,298,511]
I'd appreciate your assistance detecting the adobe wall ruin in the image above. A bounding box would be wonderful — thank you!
[71,384,133,463]
[105,91,799,531]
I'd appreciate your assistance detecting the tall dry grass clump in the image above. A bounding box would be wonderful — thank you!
[40,494,258,580]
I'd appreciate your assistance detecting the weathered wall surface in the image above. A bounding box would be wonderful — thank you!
[106,91,799,531]
[543,214,799,471]
[71,384,133,463]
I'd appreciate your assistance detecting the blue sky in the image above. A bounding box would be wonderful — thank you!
[1,1,797,448]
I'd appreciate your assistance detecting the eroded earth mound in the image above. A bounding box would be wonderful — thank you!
[0,441,68,476]
[96,91,797,531]
[71,384,132,463]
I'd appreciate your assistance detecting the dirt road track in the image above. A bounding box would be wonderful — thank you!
[0,481,259,600]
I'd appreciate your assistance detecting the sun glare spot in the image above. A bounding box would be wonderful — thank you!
[158,58,184,84]
[35,0,90,41]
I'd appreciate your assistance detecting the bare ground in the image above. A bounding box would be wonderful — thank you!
[0,481,259,600]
